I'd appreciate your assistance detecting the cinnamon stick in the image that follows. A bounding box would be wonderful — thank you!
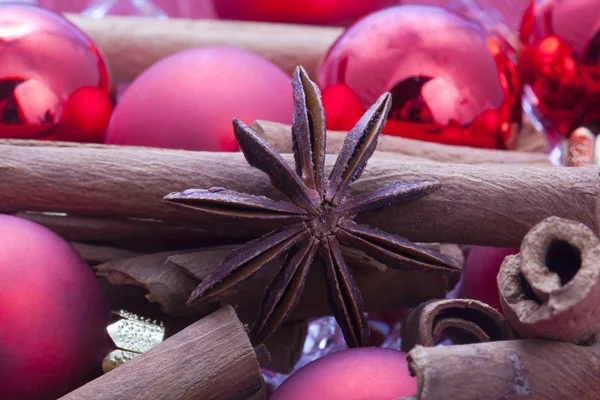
[0,140,596,247]
[498,217,600,344]
[60,305,266,400]
[401,299,513,352]
[15,212,245,242]
[71,242,140,265]
[66,14,341,83]
[405,339,600,400]
[94,244,461,323]
[251,120,552,166]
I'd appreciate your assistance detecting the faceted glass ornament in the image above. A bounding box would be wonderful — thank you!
[519,0,599,139]
[0,4,112,139]
[319,5,521,149]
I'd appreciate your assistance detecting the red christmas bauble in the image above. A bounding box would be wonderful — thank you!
[319,5,521,149]
[54,86,113,143]
[321,84,366,131]
[0,4,112,140]
[105,47,293,151]
[519,0,600,136]
[212,0,396,26]
[0,215,109,400]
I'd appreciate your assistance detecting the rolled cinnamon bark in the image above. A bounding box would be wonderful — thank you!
[0,141,595,247]
[401,299,513,352]
[498,217,600,344]
[66,14,341,83]
[60,306,266,400]
[251,120,552,166]
[404,339,600,400]
[95,244,461,323]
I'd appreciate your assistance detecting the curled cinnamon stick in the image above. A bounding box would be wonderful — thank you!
[498,217,600,344]
[251,120,552,166]
[0,141,595,247]
[400,299,513,352]
[67,14,341,83]
[405,339,600,400]
[60,305,266,400]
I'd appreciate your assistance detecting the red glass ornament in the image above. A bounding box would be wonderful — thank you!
[54,86,113,143]
[0,4,112,140]
[519,0,600,137]
[319,5,521,149]
[321,84,366,131]
[212,0,396,26]
[105,47,293,151]
[0,215,109,400]
[462,246,519,311]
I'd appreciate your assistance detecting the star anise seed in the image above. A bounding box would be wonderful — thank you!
[163,66,460,347]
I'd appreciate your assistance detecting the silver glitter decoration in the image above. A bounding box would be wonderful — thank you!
[102,310,166,373]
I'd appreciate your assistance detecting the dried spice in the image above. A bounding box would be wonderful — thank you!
[498,217,600,344]
[164,66,460,347]
[401,298,514,352]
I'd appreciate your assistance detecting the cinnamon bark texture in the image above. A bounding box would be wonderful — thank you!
[498,217,600,344]
[400,299,514,352]
[59,306,265,400]
[67,14,341,83]
[0,140,596,247]
[95,244,461,322]
[404,339,600,400]
[251,120,552,166]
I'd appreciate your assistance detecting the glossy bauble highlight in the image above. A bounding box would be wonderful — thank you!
[319,5,521,149]
[0,4,112,140]
[0,215,109,400]
[105,47,293,151]
[519,0,600,136]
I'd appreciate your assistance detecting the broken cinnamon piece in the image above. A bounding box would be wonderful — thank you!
[404,339,600,400]
[401,298,514,352]
[498,217,600,344]
[59,306,266,400]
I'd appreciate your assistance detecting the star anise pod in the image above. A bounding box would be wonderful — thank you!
[164,66,460,347]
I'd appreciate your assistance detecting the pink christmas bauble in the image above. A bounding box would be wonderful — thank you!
[0,215,109,400]
[0,4,112,140]
[319,5,521,149]
[271,348,416,400]
[462,246,519,311]
[105,47,293,151]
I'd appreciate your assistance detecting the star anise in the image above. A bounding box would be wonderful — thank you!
[163,66,460,347]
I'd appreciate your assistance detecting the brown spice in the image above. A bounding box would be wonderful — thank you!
[163,67,459,347]
[251,120,552,166]
[59,306,265,400]
[498,217,600,344]
[401,298,513,352]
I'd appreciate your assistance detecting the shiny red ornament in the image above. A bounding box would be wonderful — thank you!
[519,0,600,136]
[212,0,396,26]
[0,215,109,400]
[321,84,366,131]
[54,86,113,143]
[0,4,112,140]
[319,5,521,149]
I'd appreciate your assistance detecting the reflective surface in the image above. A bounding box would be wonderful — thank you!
[519,0,600,138]
[319,5,521,149]
[0,4,111,139]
